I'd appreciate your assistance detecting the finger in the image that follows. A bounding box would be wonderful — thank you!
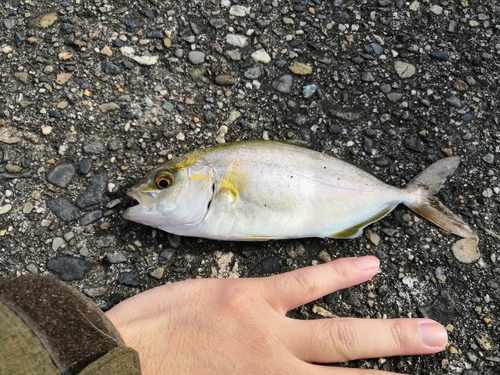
[301,361,409,375]
[288,318,447,364]
[264,256,379,313]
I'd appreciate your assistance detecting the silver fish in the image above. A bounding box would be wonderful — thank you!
[123,141,476,241]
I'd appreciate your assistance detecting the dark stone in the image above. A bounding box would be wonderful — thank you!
[396,34,411,43]
[374,250,387,260]
[76,173,107,208]
[61,23,74,33]
[344,289,361,307]
[352,56,364,64]
[323,291,340,304]
[370,43,383,54]
[274,60,287,68]
[117,17,143,30]
[47,163,76,188]
[334,10,350,23]
[118,272,141,287]
[417,290,458,322]
[404,136,424,153]
[49,110,61,118]
[251,258,284,275]
[204,111,214,123]
[294,114,307,126]
[374,155,391,167]
[486,280,499,289]
[140,9,156,18]
[104,63,121,75]
[47,198,80,222]
[159,248,176,264]
[46,256,89,281]
[363,137,373,154]
[209,18,227,29]
[293,4,307,11]
[80,210,103,226]
[78,158,92,174]
[461,113,473,122]
[328,123,341,134]
[113,39,124,47]
[146,30,164,39]
[429,51,449,61]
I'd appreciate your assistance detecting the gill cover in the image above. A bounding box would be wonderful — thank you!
[156,162,216,230]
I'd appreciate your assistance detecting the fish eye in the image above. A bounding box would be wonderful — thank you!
[154,172,174,189]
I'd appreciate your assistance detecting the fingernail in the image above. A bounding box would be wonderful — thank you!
[354,256,379,271]
[418,322,448,348]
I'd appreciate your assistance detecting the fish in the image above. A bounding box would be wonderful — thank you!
[123,140,477,241]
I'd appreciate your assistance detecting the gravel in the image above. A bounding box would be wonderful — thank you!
[1,0,499,373]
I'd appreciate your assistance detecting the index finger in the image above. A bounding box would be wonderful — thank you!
[264,256,380,314]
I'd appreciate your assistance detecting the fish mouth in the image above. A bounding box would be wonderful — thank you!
[123,189,155,219]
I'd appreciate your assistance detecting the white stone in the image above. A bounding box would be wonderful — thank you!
[251,48,271,63]
[409,1,420,11]
[229,5,250,17]
[225,34,249,48]
[430,5,443,15]
[0,204,12,215]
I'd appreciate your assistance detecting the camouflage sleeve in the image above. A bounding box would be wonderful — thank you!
[0,275,141,375]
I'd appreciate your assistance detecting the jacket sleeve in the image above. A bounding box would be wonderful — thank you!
[0,275,141,375]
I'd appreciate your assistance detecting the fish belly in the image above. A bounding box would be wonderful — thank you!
[190,142,406,240]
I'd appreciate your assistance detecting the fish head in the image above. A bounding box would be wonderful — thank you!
[123,159,216,232]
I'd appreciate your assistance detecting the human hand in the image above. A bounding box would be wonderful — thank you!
[106,256,447,374]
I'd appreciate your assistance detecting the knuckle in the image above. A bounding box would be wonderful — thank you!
[388,321,407,349]
[287,269,320,299]
[329,319,360,362]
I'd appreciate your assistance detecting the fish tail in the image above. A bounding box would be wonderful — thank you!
[404,157,477,239]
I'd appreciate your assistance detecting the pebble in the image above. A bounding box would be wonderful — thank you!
[83,140,106,154]
[244,66,261,80]
[163,102,174,112]
[289,62,312,75]
[272,75,293,94]
[26,264,38,274]
[285,242,306,258]
[302,84,317,99]
[380,84,391,94]
[47,198,80,222]
[387,92,403,103]
[103,63,121,75]
[365,229,380,245]
[187,51,206,65]
[417,290,457,321]
[430,5,443,15]
[251,258,284,275]
[99,102,120,113]
[0,204,12,215]
[452,238,480,263]
[52,237,65,251]
[446,95,462,108]
[120,46,158,66]
[251,49,271,63]
[46,163,76,188]
[318,250,332,263]
[429,51,449,61]
[80,210,103,226]
[454,80,469,91]
[394,61,416,78]
[118,272,141,287]
[361,72,375,82]
[83,286,110,298]
[210,18,227,29]
[461,113,473,122]
[159,248,176,264]
[107,252,127,264]
[78,158,92,174]
[225,34,249,48]
[46,256,89,281]
[482,153,494,164]
[150,267,165,280]
[229,5,251,17]
[76,173,107,208]
[214,75,236,86]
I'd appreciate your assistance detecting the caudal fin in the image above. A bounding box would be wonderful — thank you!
[405,157,477,239]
